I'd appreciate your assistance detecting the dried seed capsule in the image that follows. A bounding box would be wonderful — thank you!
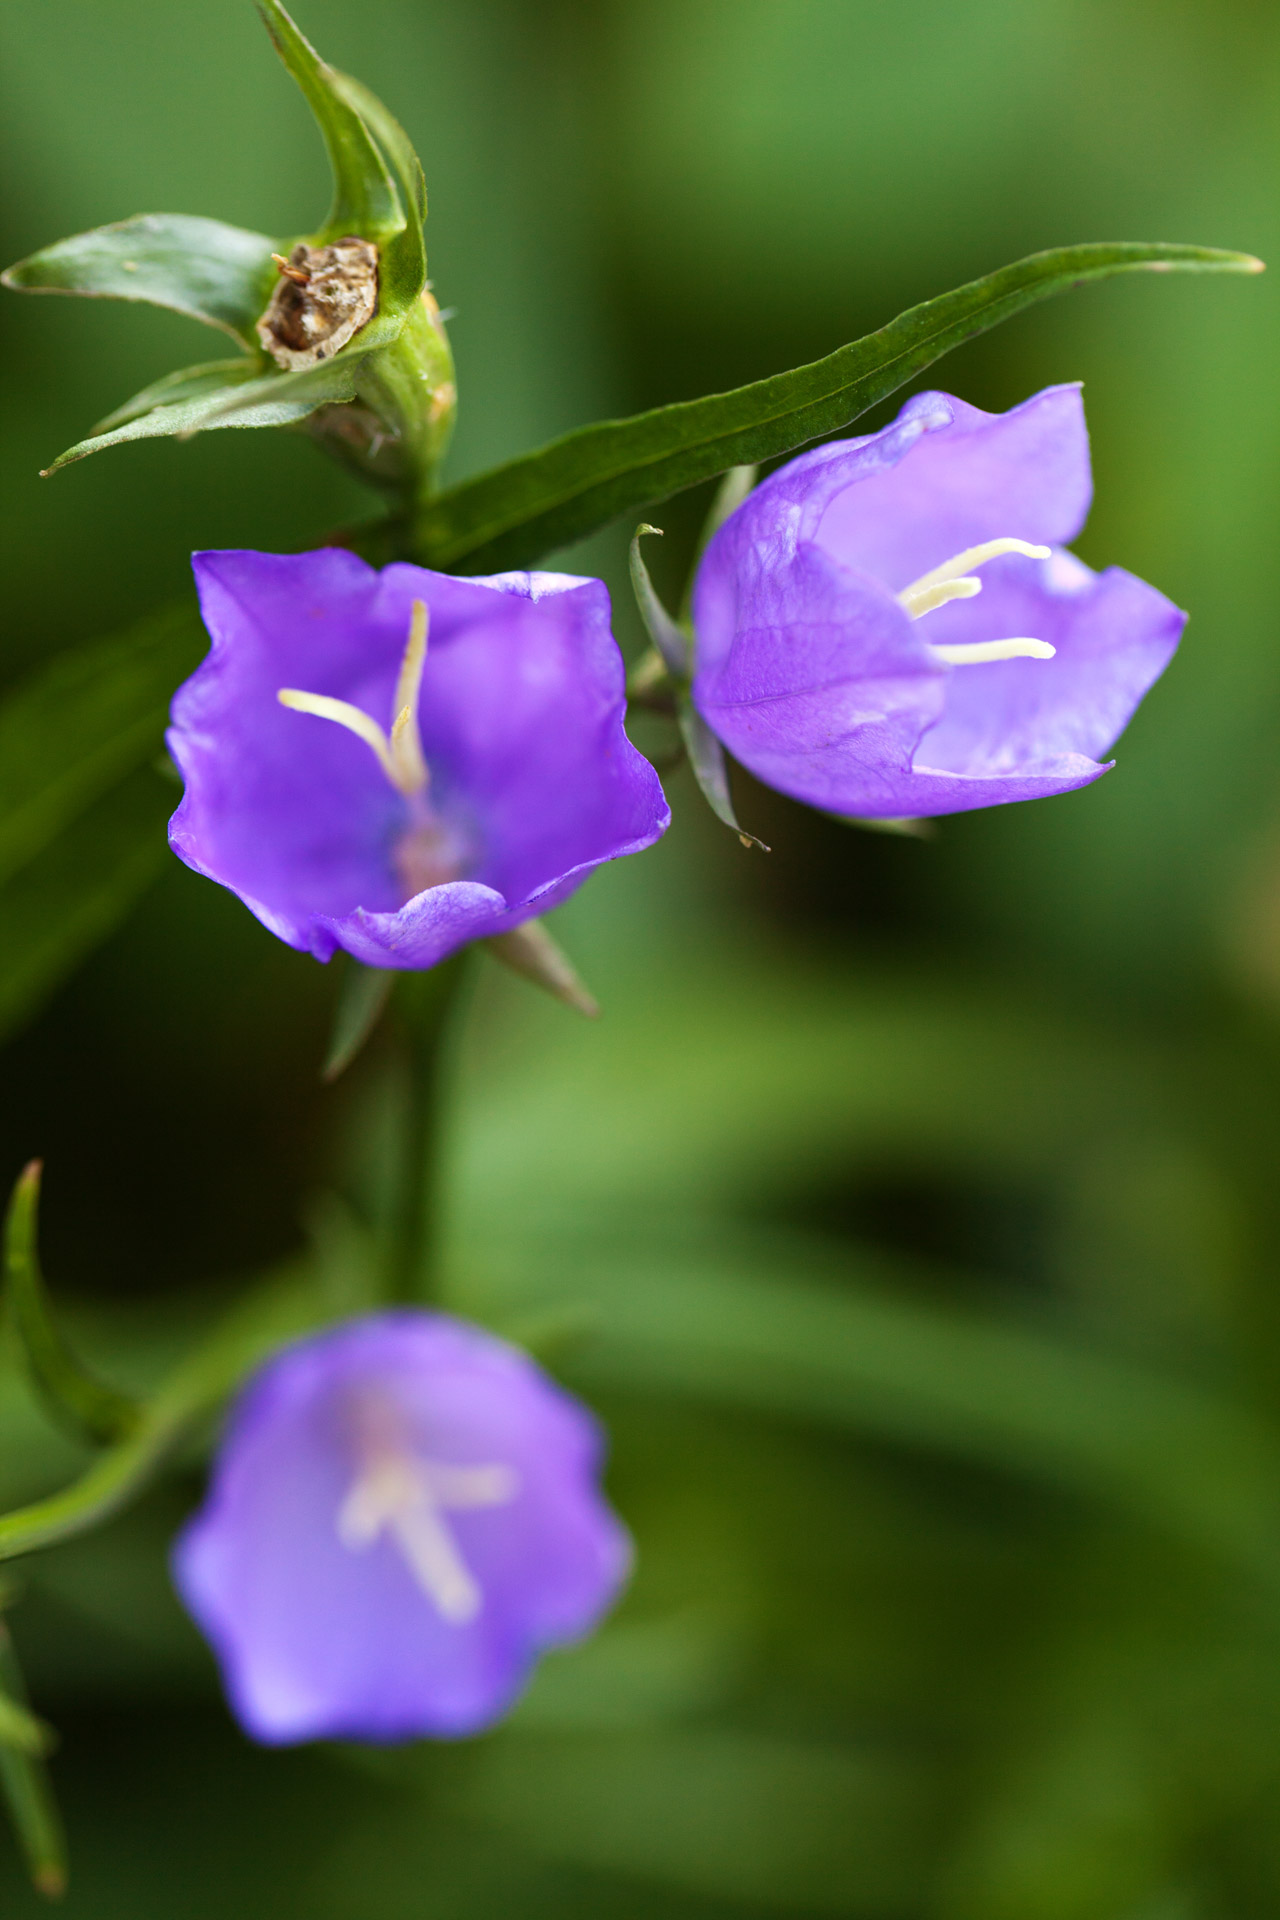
[257,236,378,370]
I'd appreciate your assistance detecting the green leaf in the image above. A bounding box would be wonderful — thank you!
[413,242,1262,573]
[256,0,402,245]
[0,602,201,887]
[1,213,277,348]
[571,1242,1280,1584]
[3,1163,141,1446]
[39,343,389,472]
[0,1623,64,1899]
[92,358,259,435]
[0,767,174,1046]
[0,1265,333,1565]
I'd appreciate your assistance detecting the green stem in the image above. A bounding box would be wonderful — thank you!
[386,953,470,1303]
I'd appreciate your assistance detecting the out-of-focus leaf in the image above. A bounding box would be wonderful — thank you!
[92,359,260,435]
[0,767,174,1045]
[1,213,276,347]
[412,243,1261,573]
[3,1163,142,1446]
[452,1728,927,1913]
[0,1622,64,1898]
[0,603,200,887]
[0,1264,334,1565]
[561,1235,1280,1579]
[256,0,402,245]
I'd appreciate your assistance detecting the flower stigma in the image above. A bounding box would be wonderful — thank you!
[278,599,431,796]
[337,1394,519,1625]
[897,538,1056,667]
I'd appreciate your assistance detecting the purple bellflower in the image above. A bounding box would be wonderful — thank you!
[167,548,669,969]
[173,1311,631,1744]
[690,384,1185,818]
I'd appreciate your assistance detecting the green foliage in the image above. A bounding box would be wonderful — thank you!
[411,243,1260,573]
[0,606,200,1043]
[3,1163,141,1447]
[0,214,277,347]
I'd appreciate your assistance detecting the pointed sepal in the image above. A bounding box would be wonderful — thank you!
[677,699,769,852]
[322,961,394,1083]
[3,1162,141,1444]
[484,921,600,1018]
[256,0,403,247]
[1,214,276,347]
[629,525,689,677]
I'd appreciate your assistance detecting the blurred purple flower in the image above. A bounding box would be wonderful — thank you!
[168,548,669,969]
[174,1311,631,1744]
[690,385,1185,818]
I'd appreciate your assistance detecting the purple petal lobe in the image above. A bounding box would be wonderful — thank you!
[168,549,669,968]
[173,1311,631,1744]
[691,385,1182,818]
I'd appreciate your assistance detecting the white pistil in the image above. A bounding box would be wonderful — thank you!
[337,1447,518,1624]
[278,599,431,796]
[896,537,1055,668]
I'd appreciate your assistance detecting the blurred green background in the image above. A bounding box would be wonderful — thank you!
[3,0,1280,1913]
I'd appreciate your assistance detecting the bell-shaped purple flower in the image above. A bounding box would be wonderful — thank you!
[690,385,1185,817]
[173,1311,631,1744]
[167,548,669,969]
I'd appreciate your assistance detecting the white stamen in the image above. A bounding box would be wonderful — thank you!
[898,538,1051,617]
[929,637,1057,665]
[337,1444,518,1625]
[277,599,431,796]
[897,537,1056,668]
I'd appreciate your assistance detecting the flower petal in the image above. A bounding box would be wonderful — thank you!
[168,550,669,969]
[812,384,1092,591]
[914,549,1186,783]
[173,1312,630,1744]
[693,536,946,817]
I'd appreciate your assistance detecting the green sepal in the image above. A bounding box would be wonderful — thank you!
[256,0,403,247]
[677,698,768,853]
[0,1622,65,1900]
[322,961,394,1083]
[628,525,689,677]
[1,213,277,347]
[413,242,1263,574]
[628,526,767,851]
[3,1163,142,1446]
[328,67,428,309]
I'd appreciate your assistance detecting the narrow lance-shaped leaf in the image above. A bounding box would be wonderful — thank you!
[4,1163,141,1445]
[1,213,277,347]
[0,1622,64,1900]
[256,0,402,244]
[92,359,260,435]
[412,242,1263,574]
[41,346,380,474]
